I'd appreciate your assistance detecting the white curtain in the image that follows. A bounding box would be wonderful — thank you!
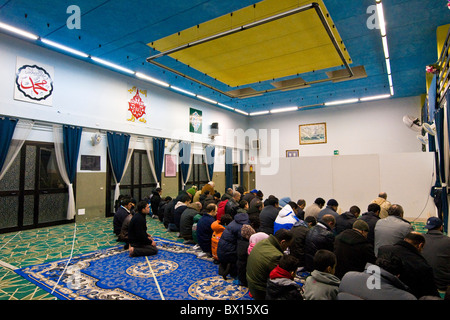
[0,119,34,180]
[144,137,159,187]
[53,125,77,220]
[181,142,193,190]
[112,135,137,201]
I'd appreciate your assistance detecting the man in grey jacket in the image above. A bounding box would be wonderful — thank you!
[337,252,416,300]
[374,204,413,256]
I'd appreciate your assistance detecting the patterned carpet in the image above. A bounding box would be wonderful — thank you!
[0,216,180,300]
[0,216,428,300]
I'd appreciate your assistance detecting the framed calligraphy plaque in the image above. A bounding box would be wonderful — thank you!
[14,56,54,106]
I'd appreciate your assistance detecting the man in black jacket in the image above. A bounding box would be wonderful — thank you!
[358,203,381,246]
[304,214,336,272]
[378,232,439,298]
[128,201,158,257]
[259,196,280,235]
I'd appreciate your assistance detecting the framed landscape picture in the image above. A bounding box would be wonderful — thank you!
[299,122,327,145]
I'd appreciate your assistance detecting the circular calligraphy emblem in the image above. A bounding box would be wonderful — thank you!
[126,260,178,278]
[16,64,53,101]
[188,276,248,300]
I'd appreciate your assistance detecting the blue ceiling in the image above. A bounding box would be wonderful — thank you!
[1,0,449,114]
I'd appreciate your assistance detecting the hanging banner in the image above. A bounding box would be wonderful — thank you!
[189,107,202,134]
[127,86,149,124]
[14,57,54,106]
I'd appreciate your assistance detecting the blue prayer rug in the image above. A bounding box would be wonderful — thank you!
[15,237,251,300]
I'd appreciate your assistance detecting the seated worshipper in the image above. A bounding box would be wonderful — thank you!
[179,202,202,244]
[290,216,316,269]
[359,203,381,246]
[333,220,376,279]
[196,203,218,256]
[150,187,162,219]
[303,250,340,300]
[242,188,258,204]
[156,196,171,223]
[113,196,133,236]
[128,201,158,257]
[249,190,264,208]
[371,192,392,219]
[173,194,191,232]
[266,254,304,300]
[279,197,291,208]
[259,196,280,235]
[378,232,439,299]
[216,198,228,221]
[237,200,249,214]
[211,214,233,262]
[337,251,416,300]
[163,190,190,229]
[221,188,233,201]
[248,232,269,255]
[421,217,450,292]
[273,201,301,234]
[246,229,294,300]
[201,181,215,195]
[304,197,325,220]
[217,208,249,279]
[304,215,336,272]
[236,224,256,286]
[374,204,413,256]
[225,191,241,217]
[335,205,360,235]
[118,210,133,250]
[317,199,339,221]
[296,199,306,220]
[247,199,263,231]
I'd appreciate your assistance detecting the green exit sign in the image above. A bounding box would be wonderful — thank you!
[334,150,339,155]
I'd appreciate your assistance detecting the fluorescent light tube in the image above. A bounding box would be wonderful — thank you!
[390,86,394,96]
[41,38,88,58]
[135,72,169,87]
[171,86,195,96]
[360,94,391,102]
[324,98,359,106]
[388,74,393,87]
[0,22,38,40]
[234,108,249,115]
[385,58,391,74]
[376,2,386,37]
[382,36,389,59]
[270,106,298,114]
[249,110,270,116]
[218,103,235,110]
[91,56,134,75]
[197,95,217,104]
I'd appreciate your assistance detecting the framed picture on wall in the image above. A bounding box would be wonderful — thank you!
[286,150,299,157]
[164,154,177,177]
[299,122,327,145]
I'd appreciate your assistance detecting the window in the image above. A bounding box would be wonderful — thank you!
[0,142,70,233]
[180,154,209,190]
[106,149,157,216]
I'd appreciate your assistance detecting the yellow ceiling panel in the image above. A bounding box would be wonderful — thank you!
[148,0,351,87]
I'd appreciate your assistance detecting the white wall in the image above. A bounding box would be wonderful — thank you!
[248,95,424,157]
[0,33,249,173]
[249,96,439,220]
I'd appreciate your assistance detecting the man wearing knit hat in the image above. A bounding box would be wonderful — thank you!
[333,220,376,279]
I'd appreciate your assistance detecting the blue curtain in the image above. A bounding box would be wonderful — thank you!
[428,75,437,122]
[179,141,191,189]
[62,125,82,183]
[0,117,18,173]
[107,132,131,183]
[225,147,233,190]
[205,145,215,181]
[153,137,165,185]
[435,107,446,185]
